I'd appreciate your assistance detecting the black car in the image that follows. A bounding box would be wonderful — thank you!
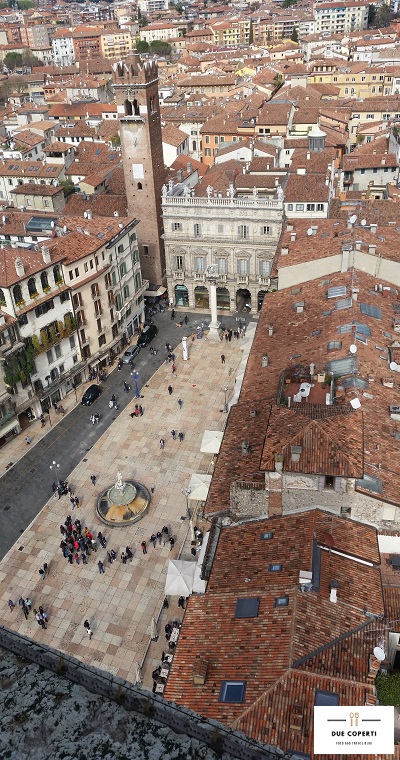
[81,384,102,406]
[137,324,158,347]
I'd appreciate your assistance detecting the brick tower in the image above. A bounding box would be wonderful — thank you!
[112,53,165,288]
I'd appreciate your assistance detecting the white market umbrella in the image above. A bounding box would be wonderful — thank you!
[164,559,196,596]
[200,430,223,454]
[188,473,212,502]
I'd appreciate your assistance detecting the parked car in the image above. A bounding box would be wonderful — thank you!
[81,384,102,406]
[137,324,158,347]
[121,345,141,364]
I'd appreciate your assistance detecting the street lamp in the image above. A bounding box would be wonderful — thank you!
[223,384,228,413]
[50,459,60,485]
[182,486,195,540]
[181,486,192,519]
[132,370,140,398]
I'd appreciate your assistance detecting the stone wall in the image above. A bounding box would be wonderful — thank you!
[230,483,269,521]
[0,625,290,760]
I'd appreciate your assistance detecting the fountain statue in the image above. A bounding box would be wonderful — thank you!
[115,470,125,493]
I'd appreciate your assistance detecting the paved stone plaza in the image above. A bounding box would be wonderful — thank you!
[0,332,243,686]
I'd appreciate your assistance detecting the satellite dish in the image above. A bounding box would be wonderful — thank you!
[361,219,366,226]
[390,361,398,371]
[307,227,313,236]
[349,344,357,354]
[349,214,357,225]
[374,646,385,661]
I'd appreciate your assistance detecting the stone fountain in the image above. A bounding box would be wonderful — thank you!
[96,470,150,527]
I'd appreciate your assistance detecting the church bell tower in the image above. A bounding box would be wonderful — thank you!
[113,53,165,288]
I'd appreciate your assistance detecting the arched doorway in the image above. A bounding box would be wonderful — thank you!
[194,285,209,309]
[236,288,251,312]
[175,284,189,307]
[216,287,230,310]
[258,290,267,312]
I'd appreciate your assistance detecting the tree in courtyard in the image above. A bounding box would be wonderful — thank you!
[150,40,172,56]
[3,52,22,70]
[290,26,298,42]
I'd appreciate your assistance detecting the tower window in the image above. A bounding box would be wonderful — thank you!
[137,182,142,190]
[124,99,133,116]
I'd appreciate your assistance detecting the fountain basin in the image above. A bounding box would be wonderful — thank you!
[96,480,151,527]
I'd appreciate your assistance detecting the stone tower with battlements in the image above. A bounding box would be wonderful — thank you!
[112,53,165,288]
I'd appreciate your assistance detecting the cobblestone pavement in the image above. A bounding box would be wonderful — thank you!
[0,322,245,688]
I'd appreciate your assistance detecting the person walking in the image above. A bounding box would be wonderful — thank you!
[169,536,175,551]
[184,314,188,325]
[171,429,176,440]
[98,560,105,574]
[171,363,176,375]
[178,432,184,443]
[43,562,48,576]
[70,496,76,510]
[38,606,48,623]
[150,533,157,548]
[38,568,45,581]
[25,598,32,613]
[178,596,185,609]
[157,531,162,546]
[83,620,92,640]
[160,438,165,449]
[141,540,147,555]
[75,497,80,509]
[82,553,88,565]
[35,609,46,630]
[126,546,133,561]
[25,435,31,445]
[168,385,173,395]
[110,549,117,561]
[221,354,225,364]
[90,475,96,486]
[178,398,183,409]
[98,532,106,548]
[121,552,126,564]
[171,308,175,321]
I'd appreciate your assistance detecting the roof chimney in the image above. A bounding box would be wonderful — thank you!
[369,243,376,255]
[42,245,51,264]
[306,151,310,159]
[330,579,339,604]
[290,445,302,463]
[87,209,93,220]
[14,256,25,277]
[370,223,377,234]
[192,655,208,685]
[290,231,296,242]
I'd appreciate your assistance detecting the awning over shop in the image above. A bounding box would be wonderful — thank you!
[143,287,167,298]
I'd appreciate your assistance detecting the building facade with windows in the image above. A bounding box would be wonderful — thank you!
[53,216,147,366]
[162,188,283,313]
[0,244,81,424]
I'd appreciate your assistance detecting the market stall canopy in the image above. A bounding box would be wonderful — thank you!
[188,473,212,501]
[200,430,223,454]
[165,559,196,596]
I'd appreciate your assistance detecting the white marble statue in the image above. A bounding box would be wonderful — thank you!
[276,184,284,201]
[206,185,213,199]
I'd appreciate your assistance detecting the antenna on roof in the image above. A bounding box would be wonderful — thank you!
[373,646,385,661]
[349,344,357,354]
[349,214,357,225]
[307,227,313,236]
[361,219,366,226]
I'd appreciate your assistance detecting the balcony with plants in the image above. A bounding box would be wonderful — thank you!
[30,313,77,357]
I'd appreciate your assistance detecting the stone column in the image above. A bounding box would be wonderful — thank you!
[207,278,220,341]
